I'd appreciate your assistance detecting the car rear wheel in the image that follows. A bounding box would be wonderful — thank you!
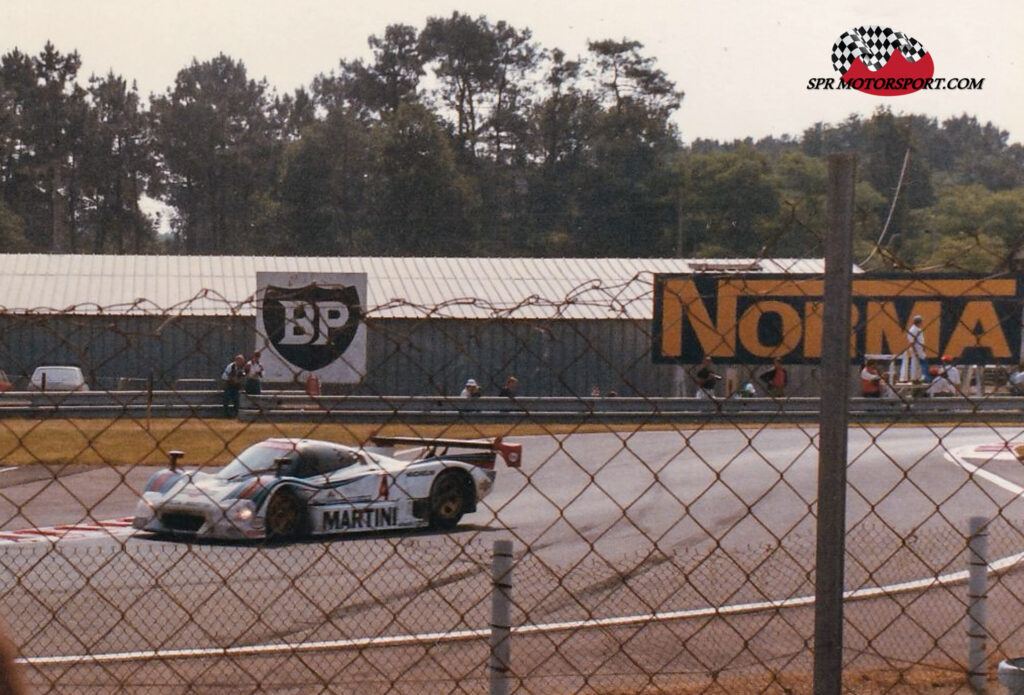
[265,489,304,540]
[430,472,468,530]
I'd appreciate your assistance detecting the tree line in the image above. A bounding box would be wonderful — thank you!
[1,13,1021,270]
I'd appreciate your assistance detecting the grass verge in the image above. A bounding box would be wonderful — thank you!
[0,416,621,467]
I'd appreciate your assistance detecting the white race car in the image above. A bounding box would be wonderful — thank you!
[132,436,522,541]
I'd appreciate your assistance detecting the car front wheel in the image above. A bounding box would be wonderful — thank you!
[265,489,305,540]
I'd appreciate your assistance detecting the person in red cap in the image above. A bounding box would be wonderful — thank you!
[926,354,960,396]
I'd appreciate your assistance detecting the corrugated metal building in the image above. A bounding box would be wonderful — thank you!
[0,255,828,396]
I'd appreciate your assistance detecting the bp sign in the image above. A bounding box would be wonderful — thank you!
[256,272,368,384]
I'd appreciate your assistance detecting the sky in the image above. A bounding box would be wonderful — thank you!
[2,0,1022,144]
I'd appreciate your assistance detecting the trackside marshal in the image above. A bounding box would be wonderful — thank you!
[256,271,368,384]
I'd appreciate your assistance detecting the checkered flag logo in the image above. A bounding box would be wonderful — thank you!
[832,26,928,75]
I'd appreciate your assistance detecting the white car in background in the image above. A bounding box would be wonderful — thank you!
[29,365,89,392]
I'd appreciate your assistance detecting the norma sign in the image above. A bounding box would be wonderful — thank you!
[652,274,1023,364]
[256,272,368,383]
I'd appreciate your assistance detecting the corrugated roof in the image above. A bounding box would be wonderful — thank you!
[0,255,832,320]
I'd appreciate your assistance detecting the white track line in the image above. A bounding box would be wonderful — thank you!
[946,447,1024,497]
[23,551,1021,667]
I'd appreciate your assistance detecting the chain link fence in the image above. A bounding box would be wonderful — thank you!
[2,270,1024,694]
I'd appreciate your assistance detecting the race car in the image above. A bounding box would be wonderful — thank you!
[132,435,522,541]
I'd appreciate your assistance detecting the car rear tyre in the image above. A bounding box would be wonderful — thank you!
[429,471,468,530]
[265,488,304,540]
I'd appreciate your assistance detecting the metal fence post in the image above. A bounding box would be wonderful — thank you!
[968,516,989,694]
[490,539,514,695]
[814,151,856,695]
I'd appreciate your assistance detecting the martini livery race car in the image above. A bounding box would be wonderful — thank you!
[132,436,522,540]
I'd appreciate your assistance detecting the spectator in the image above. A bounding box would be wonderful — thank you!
[734,382,757,398]
[860,358,886,398]
[498,375,519,398]
[460,378,481,399]
[1010,362,1024,395]
[926,355,961,397]
[221,354,246,416]
[244,350,264,395]
[759,357,788,397]
[1003,362,1024,395]
[692,356,721,399]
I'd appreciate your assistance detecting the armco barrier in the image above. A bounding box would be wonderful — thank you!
[0,389,223,418]
[237,394,1024,424]
[1,390,1020,423]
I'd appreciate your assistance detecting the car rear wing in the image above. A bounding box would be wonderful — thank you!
[370,435,522,468]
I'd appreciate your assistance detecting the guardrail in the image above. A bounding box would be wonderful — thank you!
[240,393,1024,424]
[0,390,223,418]
[0,390,1020,423]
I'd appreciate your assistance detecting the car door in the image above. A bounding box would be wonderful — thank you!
[308,448,392,534]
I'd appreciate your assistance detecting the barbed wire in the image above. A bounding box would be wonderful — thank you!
[0,267,1023,693]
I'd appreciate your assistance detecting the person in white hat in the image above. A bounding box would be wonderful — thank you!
[900,315,928,382]
[460,378,481,398]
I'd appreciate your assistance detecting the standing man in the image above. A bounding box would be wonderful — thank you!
[244,350,264,395]
[692,356,721,399]
[900,315,928,382]
[221,354,246,417]
[499,375,519,398]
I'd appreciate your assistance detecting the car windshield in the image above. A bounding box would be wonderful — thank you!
[218,442,299,480]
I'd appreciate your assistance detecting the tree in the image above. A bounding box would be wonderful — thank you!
[586,39,681,128]
[82,72,158,252]
[150,54,284,253]
[0,44,88,251]
[548,39,682,256]
[419,12,538,159]
[939,115,1022,190]
[524,49,600,254]
[277,109,374,254]
[369,102,478,254]
[316,24,425,120]
[904,184,1024,270]
[0,200,28,251]
[677,145,779,257]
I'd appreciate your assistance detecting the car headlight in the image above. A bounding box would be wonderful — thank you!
[227,500,255,523]
[133,498,154,520]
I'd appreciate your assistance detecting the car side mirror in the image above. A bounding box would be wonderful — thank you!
[169,450,184,471]
[274,457,291,477]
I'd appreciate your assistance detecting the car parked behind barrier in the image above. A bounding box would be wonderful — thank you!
[29,365,89,392]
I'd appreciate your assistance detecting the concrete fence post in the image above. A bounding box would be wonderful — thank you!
[968,516,988,694]
[490,539,514,695]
